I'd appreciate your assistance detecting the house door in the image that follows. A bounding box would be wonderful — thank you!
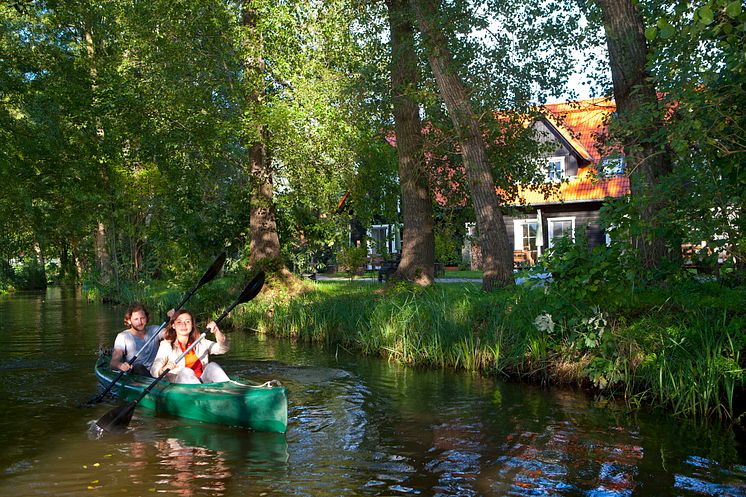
[513,220,540,264]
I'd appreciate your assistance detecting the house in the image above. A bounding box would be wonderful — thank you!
[467,97,630,269]
[344,97,630,269]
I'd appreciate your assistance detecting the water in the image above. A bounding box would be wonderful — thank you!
[1,288,745,496]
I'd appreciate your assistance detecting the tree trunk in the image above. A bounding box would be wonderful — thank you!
[597,0,674,270]
[410,0,513,290]
[72,238,85,278]
[85,25,112,284]
[242,3,282,267]
[386,0,435,286]
[248,139,282,264]
[94,221,112,282]
[33,241,47,289]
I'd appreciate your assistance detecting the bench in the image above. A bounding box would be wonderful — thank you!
[378,258,400,282]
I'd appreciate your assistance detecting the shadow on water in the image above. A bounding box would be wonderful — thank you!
[1,289,746,496]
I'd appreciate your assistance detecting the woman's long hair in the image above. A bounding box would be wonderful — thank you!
[164,309,201,346]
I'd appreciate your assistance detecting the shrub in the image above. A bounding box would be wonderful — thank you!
[336,246,368,279]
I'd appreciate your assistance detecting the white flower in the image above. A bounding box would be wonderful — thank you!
[534,313,555,334]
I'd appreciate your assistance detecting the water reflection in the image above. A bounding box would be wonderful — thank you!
[155,438,230,497]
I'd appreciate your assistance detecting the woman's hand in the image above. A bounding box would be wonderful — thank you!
[207,321,225,344]
[159,360,177,376]
[118,362,132,372]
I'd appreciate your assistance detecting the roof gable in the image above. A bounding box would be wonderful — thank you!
[541,97,616,163]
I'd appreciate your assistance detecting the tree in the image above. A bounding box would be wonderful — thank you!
[410,0,514,290]
[241,1,282,268]
[385,0,435,285]
[596,0,674,272]
[643,0,745,272]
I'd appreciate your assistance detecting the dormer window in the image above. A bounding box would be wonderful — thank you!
[601,157,625,176]
[546,156,565,182]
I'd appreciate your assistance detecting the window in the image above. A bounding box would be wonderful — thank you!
[546,156,565,182]
[368,225,400,256]
[548,217,575,247]
[601,157,625,175]
[514,219,540,262]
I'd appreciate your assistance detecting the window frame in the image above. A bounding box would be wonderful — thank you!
[368,224,400,255]
[547,217,576,248]
[546,156,566,182]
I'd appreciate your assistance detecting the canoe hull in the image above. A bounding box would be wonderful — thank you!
[95,355,287,433]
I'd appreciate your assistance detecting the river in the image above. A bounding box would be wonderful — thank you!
[1,288,744,496]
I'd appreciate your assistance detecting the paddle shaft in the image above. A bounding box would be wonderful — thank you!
[123,264,219,368]
[95,271,264,431]
[91,286,199,402]
[134,333,206,404]
[90,320,167,403]
[117,282,200,368]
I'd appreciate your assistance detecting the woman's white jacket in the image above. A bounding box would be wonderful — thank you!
[150,337,229,377]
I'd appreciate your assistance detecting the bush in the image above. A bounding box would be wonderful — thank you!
[434,224,461,265]
[336,246,368,279]
[7,257,47,290]
[540,230,634,318]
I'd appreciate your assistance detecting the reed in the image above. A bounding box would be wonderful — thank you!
[242,280,744,420]
[632,310,744,419]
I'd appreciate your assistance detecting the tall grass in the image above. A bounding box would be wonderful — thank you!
[238,280,745,420]
[632,310,745,419]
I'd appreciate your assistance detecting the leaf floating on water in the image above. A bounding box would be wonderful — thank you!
[93,463,100,467]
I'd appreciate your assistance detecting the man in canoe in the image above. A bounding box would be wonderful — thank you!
[150,309,230,383]
[110,303,170,377]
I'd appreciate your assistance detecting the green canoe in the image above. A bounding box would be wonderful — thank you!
[94,355,288,433]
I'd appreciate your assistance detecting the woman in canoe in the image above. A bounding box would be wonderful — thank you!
[150,309,230,384]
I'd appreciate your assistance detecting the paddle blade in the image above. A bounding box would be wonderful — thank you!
[213,271,266,325]
[95,402,137,433]
[237,271,265,304]
[196,252,227,289]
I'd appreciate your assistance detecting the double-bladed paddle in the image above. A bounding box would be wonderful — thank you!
[85,252,227,406]
[94,270,266,433]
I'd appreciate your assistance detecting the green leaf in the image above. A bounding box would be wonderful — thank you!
[660,24,675,39]
[725,1,742,18]
[644,26,658,41]
[698,6,714,25]
[655,19,675,39]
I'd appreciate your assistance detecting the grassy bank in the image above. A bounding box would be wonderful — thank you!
[238,278,745,421]
[97,274,746,421]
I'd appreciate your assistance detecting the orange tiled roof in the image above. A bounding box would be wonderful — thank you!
[541,97,616,163]
[513,174,630,205]
[387,98,628,205]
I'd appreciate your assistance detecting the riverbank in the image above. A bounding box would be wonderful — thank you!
[97,274,746,421]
